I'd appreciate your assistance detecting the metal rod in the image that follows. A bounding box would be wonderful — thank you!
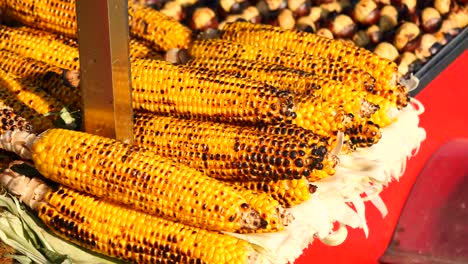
[76,0,134,144]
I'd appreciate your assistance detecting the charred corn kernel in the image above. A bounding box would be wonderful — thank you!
[131,59,296,125]
[346,121,382,148]
[233,178,315,207]
[0,50,81,109]
[129,39,163,60]
[128,1,192,51]
[221,22,398,89]
[254,123,340,179]
[134,112,327,181]
[188,39,376,92]
[229,185,293,233]
[5,177,260,264]
[28,128,266,232]
[0,105,33,133]
[0,0,78,38]
[0,88,54,133]
[0,25,80,71]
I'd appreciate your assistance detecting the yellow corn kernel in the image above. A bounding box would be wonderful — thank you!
[29,128,267,232]
[131,59,296,125]
[134,112,330,181]
[0,50,81,110]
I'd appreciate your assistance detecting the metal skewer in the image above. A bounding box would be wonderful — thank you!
[76,0,134,144]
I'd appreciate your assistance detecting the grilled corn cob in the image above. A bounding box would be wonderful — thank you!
[0,25,80,71]
[185,57,327,93]
[187,39,376,93]
[220,22,398,89]
[0,128,272,233]
[0,0,193,52]
[0,165,261,264]
[233,178,316,207]
[133,112,331,181]
[0,50,81,109]
[131,59,296,125]
[0,0,77,38]
[0,88,54,133]
[128,1,193,51]
[0,68,76,127]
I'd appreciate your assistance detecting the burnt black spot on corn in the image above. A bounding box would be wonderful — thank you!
[346,121,382,148]
[38,186,259,264]
[31,128,266,232]
[133,112,329,181]
[128,1,193,51]
[188,39,376,94]
[232,178,314,207]
[0,50,81,110]
[255,123,339,180]
[0,25,80,71]
[131,59,296,125]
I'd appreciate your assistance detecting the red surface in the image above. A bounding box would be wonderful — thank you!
[295,49,468,264]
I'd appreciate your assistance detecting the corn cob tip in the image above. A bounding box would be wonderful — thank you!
[62,70,80,88]
[0,160,50,210]
[0,130,36,160]
[277,207,295,226]
[241,205,269,230]
[165,48,190,64]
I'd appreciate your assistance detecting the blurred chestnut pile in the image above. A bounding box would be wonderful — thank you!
[143,0,467,78]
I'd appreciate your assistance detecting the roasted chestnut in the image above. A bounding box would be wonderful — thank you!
[373,42,400,61]
[421,7,442,33]
[379,5,399,32]
[316,27,334,38]
[288,0,312,17]
[189,7,219,31]
[278,8,296,29]
[394,22,421,51]
[415,33,439,61]
[353,0,380,25]
[330,14,356,38]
